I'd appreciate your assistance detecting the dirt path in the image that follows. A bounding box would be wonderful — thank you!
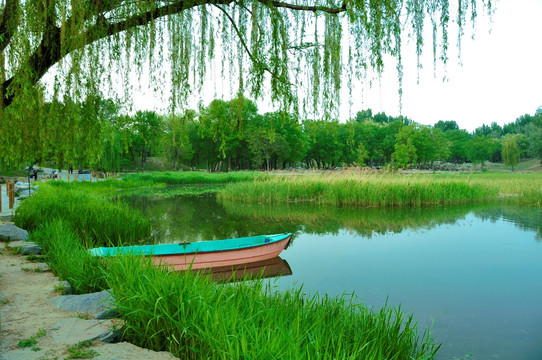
[0,235,175,359]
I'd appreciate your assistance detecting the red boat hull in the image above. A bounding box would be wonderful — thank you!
[152,235,291,270]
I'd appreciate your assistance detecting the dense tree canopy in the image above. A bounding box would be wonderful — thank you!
[0,0,494,166]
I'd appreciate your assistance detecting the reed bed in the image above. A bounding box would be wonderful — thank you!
[47,178,158,192]
[30,219,108,294]
[14,184,150,245]
[463,172,542,206]
[107,255,440,360]
[121,171,265,185]
[218,173,498,207]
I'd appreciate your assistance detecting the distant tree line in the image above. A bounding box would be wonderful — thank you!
[2,95,541,172]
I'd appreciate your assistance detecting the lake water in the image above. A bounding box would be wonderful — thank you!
[125,191,542,360]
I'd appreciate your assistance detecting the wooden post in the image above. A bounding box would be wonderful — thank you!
[68,175,70,182]
[0,184,2,213]
[8,181,14,209]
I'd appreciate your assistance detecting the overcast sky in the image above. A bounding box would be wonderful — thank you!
[127,0,542,133]
[367,0,542,132]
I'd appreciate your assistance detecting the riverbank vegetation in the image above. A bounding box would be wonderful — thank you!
[121,170,264,185]
[13,185,150,245]
[17,187,441,359]
[30,219,108,294]
[217,172,542,207]
[108,255,439,359]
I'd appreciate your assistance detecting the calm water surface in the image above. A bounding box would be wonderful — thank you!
[125,192,542,360]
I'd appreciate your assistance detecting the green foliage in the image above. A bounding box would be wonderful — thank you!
[107,255,440,359]
[66,340,99,359]
[30,219,108,294]
[17,337,37,348]
[467,136,498,170]
[502,134,521,171]
[356,143,369,166]
[13,183,150,246]
[393,141,417,169]
[17,329,46,349]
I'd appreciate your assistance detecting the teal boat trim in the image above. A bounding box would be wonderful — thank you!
[89,233,292,257]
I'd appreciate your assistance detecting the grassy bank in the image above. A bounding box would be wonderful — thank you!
[107,255,439,359]
[218,172,542,207]
[121,171,265,185]
[14,183,150,245]
[30,219,108,294]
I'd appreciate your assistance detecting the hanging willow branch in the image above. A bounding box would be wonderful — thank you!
[0,0,493,128]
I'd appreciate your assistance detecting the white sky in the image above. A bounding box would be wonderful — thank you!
[127,0,542,132]
[372,0,542,132]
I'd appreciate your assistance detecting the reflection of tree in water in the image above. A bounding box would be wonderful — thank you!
[219,200,488,237]
[123,190,542,244]
[123,193,295,244]
[472,205,542,241]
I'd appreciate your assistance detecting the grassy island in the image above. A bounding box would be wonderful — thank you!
[218,172,542,207]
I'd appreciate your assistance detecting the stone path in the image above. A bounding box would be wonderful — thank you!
[0,233,176,360]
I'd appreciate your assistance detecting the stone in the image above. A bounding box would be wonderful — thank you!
[49,318,118,345]
[0,349,46,360]
[92,342,177,360]
[0,224,28,242]
[8,240,42,255]
[55,280,73,295]
[48,290,117,319]
[16,189,36,198]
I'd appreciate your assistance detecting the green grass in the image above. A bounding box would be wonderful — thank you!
[107,255,440,360]
[115,184,224,198]
[218,172,542,207]
[17,337,37,348]
[17,329,46,348]
[120,170,265,185]
[13,183,150,246]
[66,340,99,359]
[30,220,108,294]
[218,173,498,206]
[45,178,162,193]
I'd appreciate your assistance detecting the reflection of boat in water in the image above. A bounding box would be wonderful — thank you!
[197,256,292,282]
[89,233,292,271]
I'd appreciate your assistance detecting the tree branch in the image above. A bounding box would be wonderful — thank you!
[255,0,347,14]
[213,4,274,76]
[2,0,344,108]
[2,0,235,108]
[0,0,19,52]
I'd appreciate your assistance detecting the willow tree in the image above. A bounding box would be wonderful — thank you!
[0,0,493,167]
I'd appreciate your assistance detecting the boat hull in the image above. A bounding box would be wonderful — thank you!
[153,236,291,270]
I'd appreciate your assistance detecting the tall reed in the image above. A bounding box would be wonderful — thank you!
[14,184,150,245]
[30,219,108,294]
[121,171,265,185]
[218,173,498,207]
[107,255,440,359]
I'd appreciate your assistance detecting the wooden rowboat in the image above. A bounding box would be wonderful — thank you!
[89,233,292,271]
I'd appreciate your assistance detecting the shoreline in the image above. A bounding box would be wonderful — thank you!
[0,222,175,360]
